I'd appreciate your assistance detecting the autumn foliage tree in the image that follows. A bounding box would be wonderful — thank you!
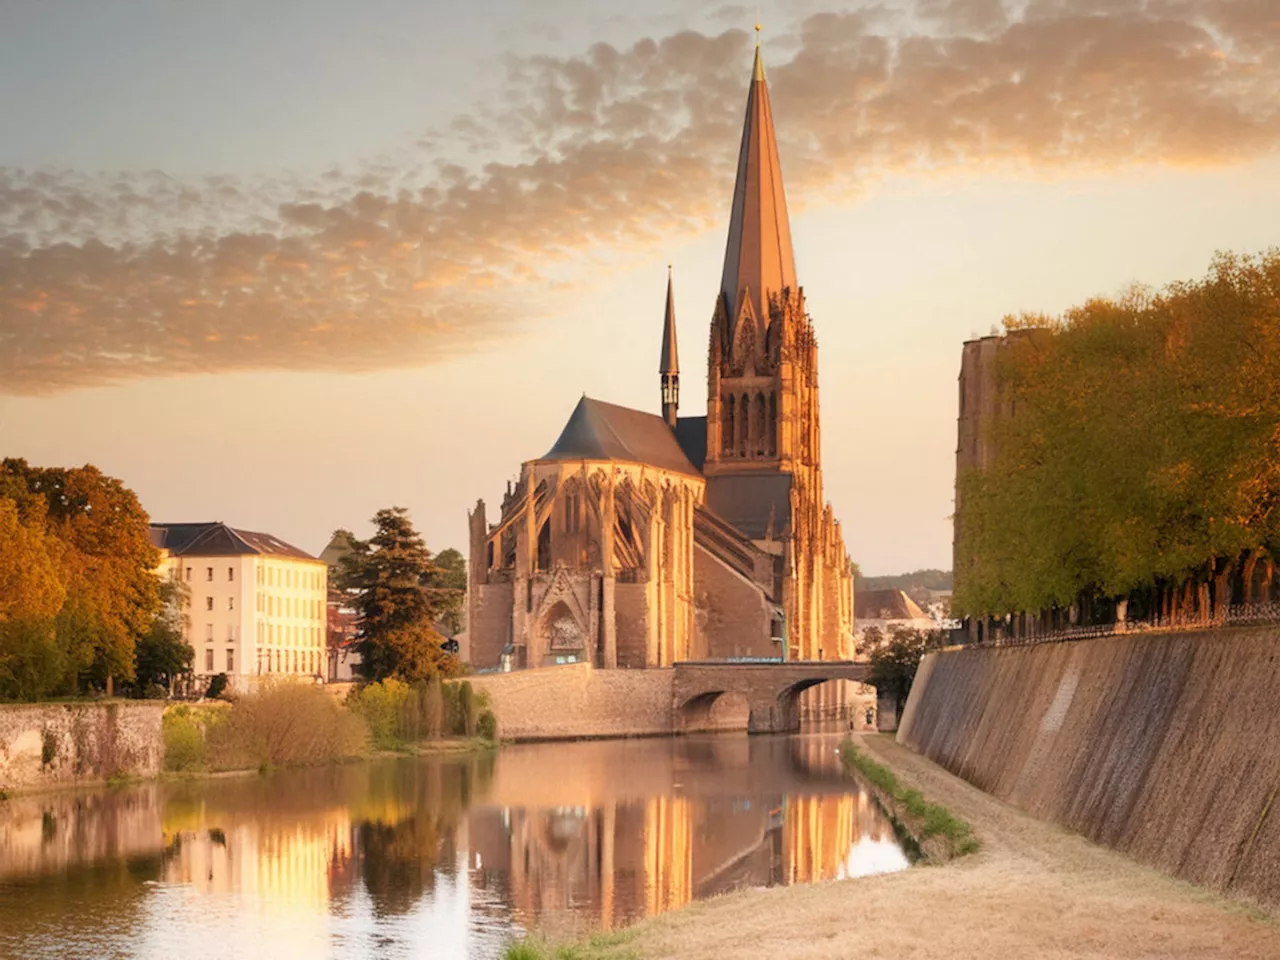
[954,250,1280,624]
[0,459,162,699]
[338,508,460,683]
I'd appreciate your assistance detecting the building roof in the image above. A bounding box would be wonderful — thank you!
[720,44,797,327]
[542,397,701,477]
[150,522,318,561]
[854,588,931,621]
[660,268,679,376]
[705,473,792,540]
[674,416,708,471]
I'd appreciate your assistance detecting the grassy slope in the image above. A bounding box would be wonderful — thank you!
[503,734,1280,960]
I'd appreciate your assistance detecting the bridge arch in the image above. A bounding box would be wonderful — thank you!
[672,661,873,735]
[677,690,750,732]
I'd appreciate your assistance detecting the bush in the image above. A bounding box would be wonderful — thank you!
[207,683,367,769]
[206,673,228,699]
[477,709,497,742]
[347,678,409,750]
[163,705,209,772]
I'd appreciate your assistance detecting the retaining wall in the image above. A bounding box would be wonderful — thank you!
[470,663,675,740]
[0,702,165,791]
[898,626,1280,904]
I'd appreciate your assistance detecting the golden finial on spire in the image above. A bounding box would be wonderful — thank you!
[755,21,762,45]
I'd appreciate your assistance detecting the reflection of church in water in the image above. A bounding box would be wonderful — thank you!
[467,739,906,935]
[467,44,855,671]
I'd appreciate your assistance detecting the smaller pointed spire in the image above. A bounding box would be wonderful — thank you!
[660,266,680,429]
[660,265,678,376]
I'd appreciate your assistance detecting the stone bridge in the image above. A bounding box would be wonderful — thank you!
[672,660,872,734]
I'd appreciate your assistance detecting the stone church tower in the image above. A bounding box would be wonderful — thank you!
[697,45,850,662]
[466,44,854,673]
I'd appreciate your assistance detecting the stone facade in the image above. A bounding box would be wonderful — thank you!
[0,702,164,791]
[466,47,855,674]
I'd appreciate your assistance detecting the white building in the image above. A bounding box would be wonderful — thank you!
[150,523,328,693]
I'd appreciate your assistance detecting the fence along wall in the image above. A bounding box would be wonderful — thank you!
[898,626,1280,905]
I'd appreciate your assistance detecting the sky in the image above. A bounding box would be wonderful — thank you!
[2,0,1279,575]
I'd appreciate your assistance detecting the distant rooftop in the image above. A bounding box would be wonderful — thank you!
[150,522,318,561]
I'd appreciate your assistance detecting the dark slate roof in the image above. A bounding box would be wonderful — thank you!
[855,589,930,621]
[704,474,792,540]
[542,397,700,476]
[674,416,707,471]
[150,522,318,560]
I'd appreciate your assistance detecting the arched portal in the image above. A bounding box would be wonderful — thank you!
[537,600,585,665]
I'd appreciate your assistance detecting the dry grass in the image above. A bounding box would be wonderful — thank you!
[511,734,1280,960]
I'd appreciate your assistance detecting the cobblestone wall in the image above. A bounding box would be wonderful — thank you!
[898,626,1280,904]
[470,663,674,740]
[0,702,165,791]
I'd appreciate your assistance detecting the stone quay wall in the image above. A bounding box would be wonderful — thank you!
[898,626,1280,904]
[0,702,165,791]
[470,663,675,741]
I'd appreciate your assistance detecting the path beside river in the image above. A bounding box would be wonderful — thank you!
[552,734,1280,960]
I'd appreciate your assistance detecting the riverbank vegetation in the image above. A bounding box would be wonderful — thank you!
[162,679,497,774]
[955,250,1280,625]
[346,677,496,751]
[838,738,978,858]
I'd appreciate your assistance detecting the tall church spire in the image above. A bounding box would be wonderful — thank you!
[719,42,797,330]
[660,266,679,428]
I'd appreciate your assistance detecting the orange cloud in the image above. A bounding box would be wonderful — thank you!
[1,0,1278,394]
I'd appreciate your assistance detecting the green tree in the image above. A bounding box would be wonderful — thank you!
[868,627,940,717]
[339,508,459,683]
[428,547,467,635]
[134,579,194,696]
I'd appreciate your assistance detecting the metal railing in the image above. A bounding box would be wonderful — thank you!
[965,600,1280,649]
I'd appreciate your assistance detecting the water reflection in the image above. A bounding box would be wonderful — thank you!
[0,735,908,959]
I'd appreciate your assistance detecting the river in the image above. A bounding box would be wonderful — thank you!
[0,733,910,959]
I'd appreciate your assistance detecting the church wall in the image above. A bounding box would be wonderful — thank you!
[615,582,651,669]
[693,543,776,660]
[468,583,513,670]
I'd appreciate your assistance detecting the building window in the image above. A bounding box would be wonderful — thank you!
[228,566,234,582]
[185,567,192,582]
[227,624,235,642]
[206,567,214,581]
[228,596,234,611]
[226,649,235,672]
[205,596,214,611]
[205,649,214,672]
[205,623,214,641]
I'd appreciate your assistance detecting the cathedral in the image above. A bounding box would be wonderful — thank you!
[467,45,854,671]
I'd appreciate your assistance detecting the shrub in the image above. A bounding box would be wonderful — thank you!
[477,709,497,742]
[207,683,367,769]
[206,673,228,699]
[347,678,409,750]
[163,705,208,772]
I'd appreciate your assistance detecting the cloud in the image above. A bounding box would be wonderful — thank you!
[2,0,1278,394]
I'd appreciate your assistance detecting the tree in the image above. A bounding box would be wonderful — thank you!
[1,459,160,692]
[428,547,467,635]
[133,579,194,696]
[339,508,459,683]
[868,627,941,717]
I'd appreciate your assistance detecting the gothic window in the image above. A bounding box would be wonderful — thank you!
[768,392,778,457]
[738,392,750,458]
[722,395,735,455]
[537,520,551,571]
[754,393,767,457]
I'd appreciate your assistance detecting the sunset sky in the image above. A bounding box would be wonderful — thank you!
[3,0,1279,575]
